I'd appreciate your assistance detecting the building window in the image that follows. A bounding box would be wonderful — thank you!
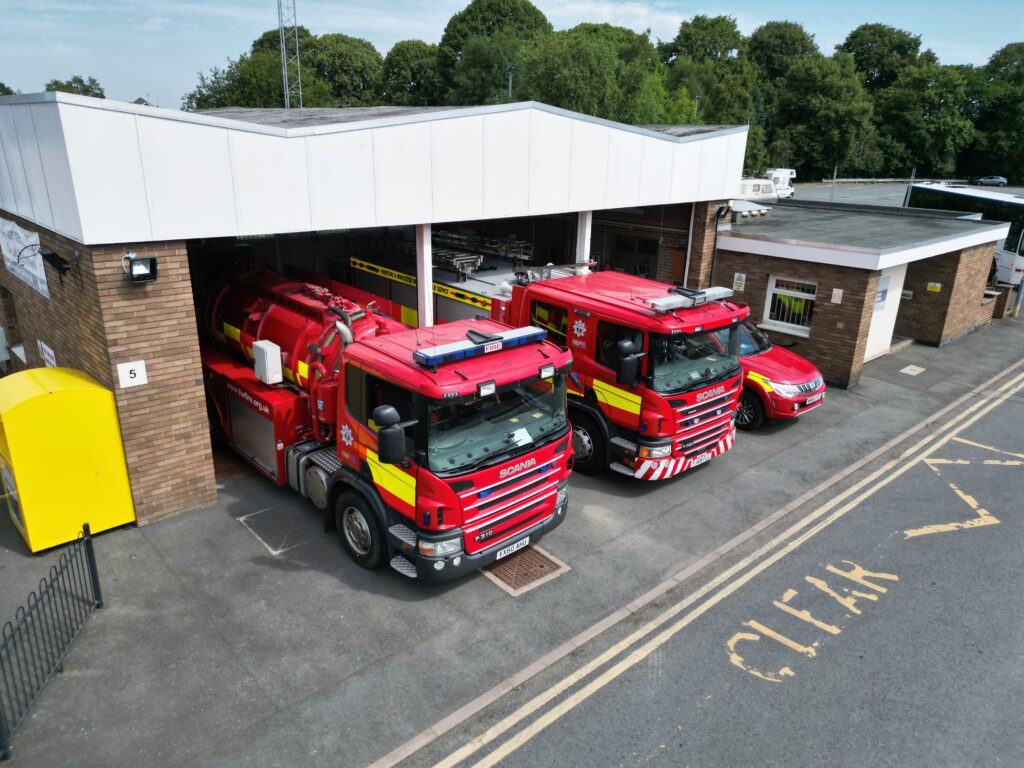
[762,276,817,337]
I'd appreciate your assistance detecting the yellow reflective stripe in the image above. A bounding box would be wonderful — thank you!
[367,449,416,508]
[223,322,241,342]
[297,360,309,382]
[350,258,417,287]
[401,306,418,326]
[747,371,774,392]
[433,282,492,311]
[592,379,642,415]
[283,368,295,382]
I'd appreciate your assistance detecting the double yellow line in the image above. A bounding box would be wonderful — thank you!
[371,360,1024,768]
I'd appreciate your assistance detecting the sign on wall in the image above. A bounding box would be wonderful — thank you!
[831,288,844,304]
[874,276,891,312]
[732,272,746,291]
[37,340,56,367]
[0,219,50,300]
[927,282,942,293]
[117,360,148,388]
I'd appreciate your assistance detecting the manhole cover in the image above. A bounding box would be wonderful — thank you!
[482,545,569,596]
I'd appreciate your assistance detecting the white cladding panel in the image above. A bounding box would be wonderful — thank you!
[30,104,81,241]
[604,130,645,209]
[229,130,310,235]
[307,130,377,230]
[483,111,530,219]
[430,116,484,223]
[373,122,432,226]
[139,119,236,240]
[637,136,675,206]
[670,139,703,201]
[0,106,33,221]
[0,120,14,214]
[528,110,571,215]
[724,132,747,198]
[60,106,152,243]
[12,107,53,232]
[568,120,610,211]
[864,263,907,362]
[699,136,731,201]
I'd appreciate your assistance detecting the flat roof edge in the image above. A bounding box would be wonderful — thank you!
[0,92,748,144]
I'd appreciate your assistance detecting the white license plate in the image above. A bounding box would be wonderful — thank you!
[689,452,712,468]
[805,393,823,405]
[497,537,529,559]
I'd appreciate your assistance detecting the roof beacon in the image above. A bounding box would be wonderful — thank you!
[647,286,734,313]
[414,326,548,368]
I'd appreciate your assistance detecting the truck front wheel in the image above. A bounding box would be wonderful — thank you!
[735,390,765,431]
[335,491,386,569]
[571,413,607,475]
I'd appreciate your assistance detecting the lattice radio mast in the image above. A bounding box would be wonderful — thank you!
[277,0,303,109]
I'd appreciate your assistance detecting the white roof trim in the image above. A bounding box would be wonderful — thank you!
[719,222,1009,271]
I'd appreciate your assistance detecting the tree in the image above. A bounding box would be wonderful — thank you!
[748,22,818,83]
[873,61,974,176]
[0,81,13,96]
[304,33,383,106]
[837,24,924,91]
[45,75,104,98]
[970,43,1024,181]
[437,0,552,91]
[379,40,442,105]
[662,14,745,64]
[250,26,316,55]
[182,49,333,110]
[775,53,875,179]
[448,32,521,105]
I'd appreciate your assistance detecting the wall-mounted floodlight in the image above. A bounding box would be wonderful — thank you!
[123,252,158,284]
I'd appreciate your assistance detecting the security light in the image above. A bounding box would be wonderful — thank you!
[124,252,158,284]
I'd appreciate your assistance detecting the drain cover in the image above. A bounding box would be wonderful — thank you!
[482,545,569,596]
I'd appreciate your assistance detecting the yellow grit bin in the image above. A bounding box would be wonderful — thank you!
[0,368,135,552]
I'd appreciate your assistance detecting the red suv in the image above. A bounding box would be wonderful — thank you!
[726,322,825,430]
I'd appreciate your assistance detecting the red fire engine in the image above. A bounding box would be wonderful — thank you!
[201,270,574,581]
[493,269,750,480]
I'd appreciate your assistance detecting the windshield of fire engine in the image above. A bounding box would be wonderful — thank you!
[425,373,567,474]
[649,326,741,393]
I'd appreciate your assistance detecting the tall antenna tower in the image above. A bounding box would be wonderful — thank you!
[277,0,303,109]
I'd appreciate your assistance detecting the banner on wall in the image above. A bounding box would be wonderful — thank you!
[0,219,51,299]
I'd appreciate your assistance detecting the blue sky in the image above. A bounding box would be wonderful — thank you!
[1,0,1018,107]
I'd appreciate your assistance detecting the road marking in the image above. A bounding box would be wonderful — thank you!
[438,371,1024,768]
[903,482,1001,538]
[953,436,1024,460]
[365,360,1024,768]
[238,507,313,556]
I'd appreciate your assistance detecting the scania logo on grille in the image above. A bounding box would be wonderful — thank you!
[499,457,537,479]
[696,385,726,402]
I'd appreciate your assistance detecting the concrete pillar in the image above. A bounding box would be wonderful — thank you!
[415,223,434,327]
[575,211,592,264]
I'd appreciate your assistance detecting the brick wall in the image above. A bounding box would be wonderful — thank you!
[713,249,877,387]
[683,201,720,289]
[591,204,692,282]
[0,212,216,523]
[894,243,994,345]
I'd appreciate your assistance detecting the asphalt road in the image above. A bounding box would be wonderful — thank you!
[404,366,1024,768]
[794,181,1024,207]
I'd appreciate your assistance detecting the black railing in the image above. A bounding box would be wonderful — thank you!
[0,524,103,760]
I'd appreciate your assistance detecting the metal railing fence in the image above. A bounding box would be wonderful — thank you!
[0,524,102,760]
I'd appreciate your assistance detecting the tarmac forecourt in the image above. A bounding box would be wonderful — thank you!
[369,357,1024,768]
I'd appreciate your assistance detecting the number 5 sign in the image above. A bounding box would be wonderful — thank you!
[117,360,148,388]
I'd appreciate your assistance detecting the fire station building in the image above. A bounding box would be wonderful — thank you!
[0,92,748,524]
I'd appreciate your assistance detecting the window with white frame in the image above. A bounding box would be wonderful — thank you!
[763,276,817,336]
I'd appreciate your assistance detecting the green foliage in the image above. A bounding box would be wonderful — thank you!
[665,15,745,63]
[775,53,875,179]
[304,33,383,106]
[45,75,104,98]
[250,26,316,55]
[873,61,974,176]
[380,40,442,106]
[448,31,521,105]
[0,81,13,96]
[437,0,552,89]
[182,49,333,110]
[748,22,818,82]
[836,24,923,91]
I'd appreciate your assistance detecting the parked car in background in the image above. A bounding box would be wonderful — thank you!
[764,168,796,199]
[717,321,825,430]
[976,176,1008,187]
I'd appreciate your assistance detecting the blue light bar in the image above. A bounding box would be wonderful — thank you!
[414,326,548,368]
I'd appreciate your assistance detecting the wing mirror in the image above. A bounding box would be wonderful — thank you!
[616,339,641,387]
[373,405,408,464]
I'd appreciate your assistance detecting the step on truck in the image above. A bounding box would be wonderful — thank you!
[494,268,751,480]
[201,270,574,581]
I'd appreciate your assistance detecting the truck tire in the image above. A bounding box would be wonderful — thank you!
[335,491,386,569]
[571,412,607,475]
[735,390,765,431]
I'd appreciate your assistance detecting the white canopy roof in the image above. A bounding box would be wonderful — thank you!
[0,92,748,246]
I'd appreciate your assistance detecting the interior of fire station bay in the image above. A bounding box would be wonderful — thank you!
[0,91,1011,537]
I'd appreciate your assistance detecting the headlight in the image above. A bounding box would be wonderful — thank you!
[638,443,672,459]
[419,535,463,557]
[556,481,569,508]
[769,381,802,398]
